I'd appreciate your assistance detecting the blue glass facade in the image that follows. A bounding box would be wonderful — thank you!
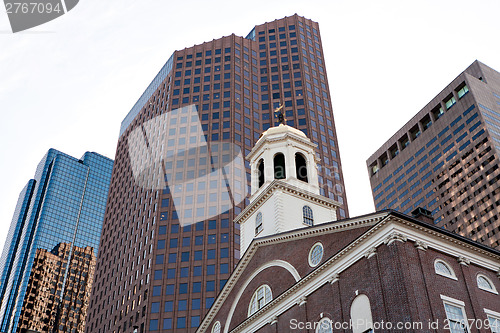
[0,149,113,332]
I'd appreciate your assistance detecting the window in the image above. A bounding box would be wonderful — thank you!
[274,153,286,179]
[308,242,323,267]
[457,85,469,99]
[295,153,308,182]
[211,321,221,333]
[434,259,457,280]
[257,159,265,187]
[486,309,500,333]
[316,318,333,333]
[151,302,160,313]
[410,125,421,140]
[248,285,272,316]
[445,95,457,110]
[350,294,374,333]
[477,274,497,293]
[432,105,445,120]
[441,295,469,333]
[303,206,314,226]
[255,212,263,235]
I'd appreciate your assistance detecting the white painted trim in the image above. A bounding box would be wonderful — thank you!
[308,242,324,267]
[485,308,500,318]
[230,219,500,333]
[197,213,500,333]
[197,213,385,333]
[223,260,300,333]
[434,259,458,281]
[441,296,470,331]
[477,274,498,294]
[248,285,273,317]
[440,294,465,306]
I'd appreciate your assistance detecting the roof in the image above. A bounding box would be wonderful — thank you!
[197,209,500,333]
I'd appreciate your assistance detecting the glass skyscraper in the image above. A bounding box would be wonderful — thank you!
[86,15,348,332]
[367,61,500,248]
[0,149,113,332]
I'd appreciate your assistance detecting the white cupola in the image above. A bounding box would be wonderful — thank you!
[247,124,321,199]
[235,124,340,254]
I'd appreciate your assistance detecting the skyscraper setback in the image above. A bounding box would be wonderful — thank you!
[367,61,500,248]
[0,149,113,332]
[86,15,349,332]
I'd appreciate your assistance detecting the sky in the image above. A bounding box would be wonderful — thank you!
[0,0,499,251]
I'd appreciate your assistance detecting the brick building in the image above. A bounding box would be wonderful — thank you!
[17,243,96,333]
[198,124,500,333]
[199,209,500,333]
[86,15,349,333]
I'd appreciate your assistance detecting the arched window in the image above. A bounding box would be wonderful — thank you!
[350,294,374,333]
[477,274,497,293]
[248,285,272,316]
[303,205,314,226]
[295,153,308,182]
[274,153,286,179]
[315,318,333,333]
[434,259,456,280]
[211,321,221,333]
[257,159,265,188]
[255,212,263,235]
[308,242,324,267]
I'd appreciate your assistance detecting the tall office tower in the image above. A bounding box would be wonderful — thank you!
[86,15,348,333]
[367,61,500,248]
[0,149,113,333]
[17,243,96,333]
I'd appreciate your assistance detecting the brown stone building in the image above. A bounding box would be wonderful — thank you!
[198,123,500,333]
[86,14,349,333]
[17,243,96,333]
[367,61,500,248]
[198,209,500,333]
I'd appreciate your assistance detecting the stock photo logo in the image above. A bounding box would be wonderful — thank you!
[4,0,78,32]
[128,104,249,227]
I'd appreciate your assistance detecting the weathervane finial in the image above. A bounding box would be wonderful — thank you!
[274,103,286,125]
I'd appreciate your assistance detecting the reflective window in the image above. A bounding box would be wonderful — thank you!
[248,285,272,316]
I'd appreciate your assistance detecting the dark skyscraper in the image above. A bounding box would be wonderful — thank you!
[86,15,348,332]
[0,149,113,332]
[367,61,500,248]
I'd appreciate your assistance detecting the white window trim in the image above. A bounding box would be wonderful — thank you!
[302,205,314,226]
[441,295,470,332]
[440,294,465,306]
[255,212,263,236]
[248,284,272,317]
[211,321,221,333]
[308,242,324,267]
[434,259,457,280]
[485,309,500,333]
[477,274,498,294]
[315,317,333,333]
[485,308,500,318]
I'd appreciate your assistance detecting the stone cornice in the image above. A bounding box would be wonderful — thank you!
[234,180,340,225]
[247,132,317,161]
[196,212,387,333]
[228,216,500,333]
[197,212,500,333]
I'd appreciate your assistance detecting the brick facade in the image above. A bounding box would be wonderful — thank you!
[198,211,500,333]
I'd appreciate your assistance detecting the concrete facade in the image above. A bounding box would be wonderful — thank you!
[367,61,500,249]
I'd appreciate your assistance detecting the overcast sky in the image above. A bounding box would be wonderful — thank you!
[1,0,499,251]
